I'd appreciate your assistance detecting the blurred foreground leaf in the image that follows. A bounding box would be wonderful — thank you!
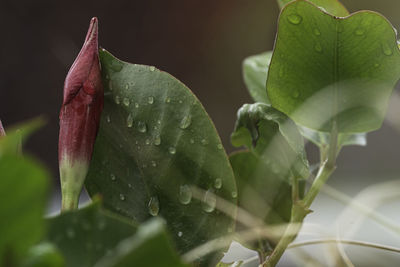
[45,202,137,267]
[0,153,49,266]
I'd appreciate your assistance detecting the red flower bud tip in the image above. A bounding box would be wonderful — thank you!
[0,119,5,137]
[58,17,104,211]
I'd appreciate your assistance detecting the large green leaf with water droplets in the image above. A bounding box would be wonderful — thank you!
[267,0,400,133]
[231,103,309,181]
[94,219,189,267]
[229,151,292,254]
[85,49,237,266]
[277,0,349,17]
[45,202,137,267]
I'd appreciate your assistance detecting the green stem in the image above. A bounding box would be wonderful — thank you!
[264,124,339,267]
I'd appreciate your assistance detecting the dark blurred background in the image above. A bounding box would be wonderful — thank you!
[1,0,400,187]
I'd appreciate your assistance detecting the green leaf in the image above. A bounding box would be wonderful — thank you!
[0,153,49,266]
[231,103,309,181]
[45,202,137,267]
[85,49,237,266]
[0,117,45,155]
[276,0,349,17]
[229,151,292,253]
[22,243,65,267]
[94,219,189,267]
[267,0,400,133]
[299,126,367,148]
[243,51,272,103]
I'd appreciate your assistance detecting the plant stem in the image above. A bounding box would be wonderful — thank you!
[264,123,339,267]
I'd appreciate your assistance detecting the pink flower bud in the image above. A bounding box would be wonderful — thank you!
[58,17,103,211]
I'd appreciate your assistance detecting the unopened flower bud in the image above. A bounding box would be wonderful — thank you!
[58,17,103,211]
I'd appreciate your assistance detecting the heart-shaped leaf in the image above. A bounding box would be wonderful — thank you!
[45,202,137,267]
[231,103,309,181]
[94,219,189,267]
[243,51,272,104]
[0,153,49,265]
[276,0,349,17]
[229,151,292,254]
[267,0,400,133]
[85,49,237,266]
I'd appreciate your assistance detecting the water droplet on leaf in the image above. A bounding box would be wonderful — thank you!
[382,43,393,56]
[179,184,192,205]
[313,28,321,36]
[123,97,130,107]
[214,178,222,189]
[111,174,116,181]
[154,135,161,146]
[126,114,133,128]
[119,194,125,201]
[148,196,160,216]
[137,121,147,133]
[287,14,302,25]
[147,96,154,104]
[179,115,192,129]
[169,147,176,154]
[114,95,121,105]
[314,42,323,53]
[202,190,217,213]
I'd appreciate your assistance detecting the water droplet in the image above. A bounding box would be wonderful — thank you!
[314,42,323,53]
[108,80,113,91]
[126,114,134,128]
[287,14,302,25]
[382,43,393,56]
[151,161,157,167]
[313,28,321,36]
[201,139,208,146]
[134,103,140,108]
[154,135,161,146]
[147,96,154,104]
[165,97,171,103]
[178,231,183,237]
[145,139,151,145]
[179,115,192,129]
[111,174,116,181]
[190,138,195,144]
[202,190,217,213]
[292,90,300,98]
[123,97,130,107]
[179,185,192,205]
[125,84,129,90]
[157,120,161,125]
[178,100,183,104]
[355,28,365,36]
[169,147,176,155]
[119,194,125,201]
[106,115,111,123]
[114,95,121,105]
[66,228,75,239]
[148,196,160,216]
[149,66,156,72]
[214,178,222,189]
[137,121,147,133]
[231,191,238,198]
[128,183,132,188]
[217,144,223,150]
